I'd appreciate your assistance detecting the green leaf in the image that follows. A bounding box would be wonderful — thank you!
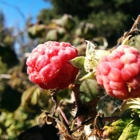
[80,79,98,101]
[128,35,140,51]
[74,69,87,84]
[119,114,140,140]
[31,88,41,105]
[80,71,95,81]
[103,119,129,140]
[57,88,70,100]
[103,109,140,140]
[136,129,140,140]
[118,120,136,140]
[70,56,85,69]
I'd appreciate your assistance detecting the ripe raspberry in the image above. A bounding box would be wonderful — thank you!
[96,45,140,100]
[26,41,79,89]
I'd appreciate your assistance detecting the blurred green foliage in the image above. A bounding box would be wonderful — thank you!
[41,0,140,46]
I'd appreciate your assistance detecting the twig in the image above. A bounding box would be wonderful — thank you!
[117,15,140,46]
[124,15,140,38]
[70,115,119,134]
[70,84,81,108]
[57,106,69,125]
[51,89,69,125]
[130,15,140,31]
[70,84,83,120]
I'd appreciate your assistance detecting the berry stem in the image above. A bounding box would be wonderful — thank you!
[70,84,85,125]
[70,115,119,134]
[51,89,69,125]
[57,106,69,125]
[71,84,81,108]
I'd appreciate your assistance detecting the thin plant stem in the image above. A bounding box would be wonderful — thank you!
[57,106,69,125]
[70,116,119,134]
[130,15,140,31]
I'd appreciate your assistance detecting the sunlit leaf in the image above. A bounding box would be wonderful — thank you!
[70,56,85,69]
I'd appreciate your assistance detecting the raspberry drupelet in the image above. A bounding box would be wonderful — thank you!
[26,41,79,89]
[96,45,140,100]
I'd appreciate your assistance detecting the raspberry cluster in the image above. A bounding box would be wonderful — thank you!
[96,45,140,99]
[26,41,79,89]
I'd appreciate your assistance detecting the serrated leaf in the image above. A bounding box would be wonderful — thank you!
[103,109,140,140]
[103,119,128,140]
[118,120,136,140]
[103,109,139,140]
[119,117,140,140]
[70,56,85,69]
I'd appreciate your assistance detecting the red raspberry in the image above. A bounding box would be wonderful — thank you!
[96,45,140,100]
[26,41,79,89]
